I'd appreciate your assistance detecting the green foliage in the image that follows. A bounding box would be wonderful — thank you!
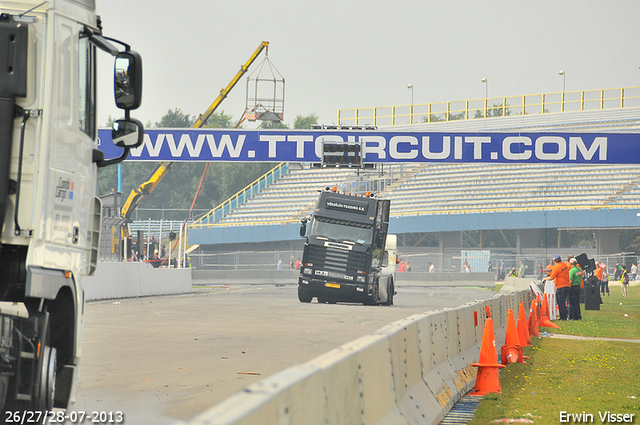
[203,110,234,128]
[154,108,194,128]
[474,102,514,118]
[293,113,319,129]
[104,115,116,128]
[422,114,445,123]
[448,112,466,121]
[619,229,640,255]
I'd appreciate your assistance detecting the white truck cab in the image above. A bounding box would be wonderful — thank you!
[0,0,142,411]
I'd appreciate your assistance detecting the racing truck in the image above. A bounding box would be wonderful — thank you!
[298,187,394,305]
[0,0,143,411]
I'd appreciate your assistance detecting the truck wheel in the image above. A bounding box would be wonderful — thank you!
[383,279,394,306]
[298,286,313,303]
[34,346,57,411]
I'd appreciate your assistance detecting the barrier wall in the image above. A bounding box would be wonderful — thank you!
[192,270,495,287]
[181,289,531,425]
[83,262,192,300]
[501,276,533,292]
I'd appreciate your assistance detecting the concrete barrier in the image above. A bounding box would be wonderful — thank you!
[192,269,298,285]
[192,270,496,287]
[396,272,496,287]
[501,276,533,292]
[82,262,192,300]
[182,289,533,425]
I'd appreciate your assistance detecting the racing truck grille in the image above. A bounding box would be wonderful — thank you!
[306,244,367,274]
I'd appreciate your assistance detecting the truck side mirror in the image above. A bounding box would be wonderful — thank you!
[382,251,389,268]
[114,51,142,111]
[112,118,143,148]
[300,217,307,238]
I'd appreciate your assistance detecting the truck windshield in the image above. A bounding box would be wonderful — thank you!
[309,216,373,245]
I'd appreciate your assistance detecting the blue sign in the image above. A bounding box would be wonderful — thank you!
[97,128,640,164]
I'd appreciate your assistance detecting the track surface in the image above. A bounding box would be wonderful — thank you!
[70,284,496,424]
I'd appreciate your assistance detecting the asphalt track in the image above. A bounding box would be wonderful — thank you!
[69,283,497,424]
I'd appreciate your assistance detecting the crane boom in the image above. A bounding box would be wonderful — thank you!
[193,41,269,128]
[120,41,270,225]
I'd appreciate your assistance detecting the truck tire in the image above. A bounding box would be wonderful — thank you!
[35,346,57,412]
[383,278,394,306]
[298,286,313,303]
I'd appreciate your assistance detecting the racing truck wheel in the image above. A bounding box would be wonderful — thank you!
[383,278,394,306]
[298,286,313,303]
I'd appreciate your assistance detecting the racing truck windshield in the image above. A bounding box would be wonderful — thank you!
[309,216,373,245]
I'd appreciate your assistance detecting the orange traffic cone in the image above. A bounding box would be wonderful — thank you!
[471,317,505,395]
[517,318,531,347]
[541,293,550,318]
[539,293,560,329]
[528,298,539,337]
[517,302,531,346]
[501,309,524,364]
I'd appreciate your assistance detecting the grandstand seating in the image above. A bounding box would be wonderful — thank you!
[205,161,640,225]
[384,163,640,215]
[214,168,366,224]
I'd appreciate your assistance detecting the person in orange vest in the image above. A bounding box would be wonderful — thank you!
[543,255,571,320]
[546,259,554,277]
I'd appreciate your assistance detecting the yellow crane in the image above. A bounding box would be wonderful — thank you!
[120,41,270,227]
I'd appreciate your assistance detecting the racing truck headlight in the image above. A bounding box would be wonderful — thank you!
[356,275,366,283]
[303,268,312,275]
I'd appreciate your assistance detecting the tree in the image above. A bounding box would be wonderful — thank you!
[474,102,513,118]
[203,110,234,128]
[293,113,318,129]
[154,108,194,128]
[422,114,444,123]
[104,115,116,128]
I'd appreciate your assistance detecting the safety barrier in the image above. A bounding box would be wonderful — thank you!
[180,289,532,425]
[337,86,640,126]
[83,262,192,300]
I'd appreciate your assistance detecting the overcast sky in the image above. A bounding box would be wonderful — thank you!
[96,1,640,129]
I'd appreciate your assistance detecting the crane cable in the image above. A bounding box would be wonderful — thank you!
[163,162,209,267]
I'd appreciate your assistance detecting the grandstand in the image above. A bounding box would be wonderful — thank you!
[386,163,640,215]
[213,165,404,224]
[188,88,640,271]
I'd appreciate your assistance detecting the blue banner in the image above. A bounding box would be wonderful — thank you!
[97,128,640,164]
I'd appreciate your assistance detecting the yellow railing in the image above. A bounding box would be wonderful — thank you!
[337,86,640,127]
[190,162,288,227]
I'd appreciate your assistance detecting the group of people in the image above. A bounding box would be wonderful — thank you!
[594,260,634,298]
[397,260,412,272]
[542,255,584,321]
[495,259,525,281]
[279,256,302,270]
[129,247,188,268]
[543,255,636,321]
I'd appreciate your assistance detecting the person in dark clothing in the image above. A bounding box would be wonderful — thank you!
[149,249,162,268]
[568,258,582,320]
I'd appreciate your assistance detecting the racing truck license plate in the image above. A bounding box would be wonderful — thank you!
[325,282,340,289]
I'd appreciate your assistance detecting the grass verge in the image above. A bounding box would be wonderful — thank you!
[468,285,639,424]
